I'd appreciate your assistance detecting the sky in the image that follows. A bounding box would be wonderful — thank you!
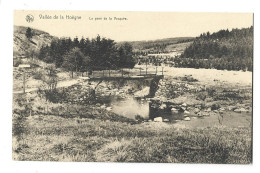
[14,11,253,41]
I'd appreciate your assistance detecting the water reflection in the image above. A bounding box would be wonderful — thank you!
[111,97,185,122]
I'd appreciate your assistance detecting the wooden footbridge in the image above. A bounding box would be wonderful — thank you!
[84,66,164,81]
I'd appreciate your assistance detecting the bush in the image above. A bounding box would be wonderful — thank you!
[13,58,23,67]
[32,70,44,80]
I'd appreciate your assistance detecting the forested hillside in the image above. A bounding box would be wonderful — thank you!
[38,35,135,72]
[120,37,194,54]
[175,26,253,71]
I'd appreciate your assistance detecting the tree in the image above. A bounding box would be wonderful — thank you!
[62,47,84,78]
[117,43,136,68]
[26,27,33,40]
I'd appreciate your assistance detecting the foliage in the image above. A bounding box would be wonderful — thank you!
[13,58,23,67]
[38,35,136,72]
[38,64,59,102]
[176,26,253,71]
[25,27,33,40]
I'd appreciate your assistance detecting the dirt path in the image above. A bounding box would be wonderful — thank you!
[13,78,80,94]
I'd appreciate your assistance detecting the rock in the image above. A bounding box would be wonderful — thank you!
[180,107,186,111]
[219,108,225,111]
[163,119,169,122]
[171,108,178,113]
[197,112,203,117]
[154,117,163,122]
[148,119,153,122]
[234,108,247,113]
[184,114,189,117]
[101,105,106,109]
[106,107,112,111]
[184,117,191,121]
[159,104,167,109]
[194,108,200,114]
[202,112,210,116]
[96,103,101,107]
[184,110,190,114]
[206,107,211,112]
[182,103,187,107]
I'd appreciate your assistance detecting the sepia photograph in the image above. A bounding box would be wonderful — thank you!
[12,10,253,164]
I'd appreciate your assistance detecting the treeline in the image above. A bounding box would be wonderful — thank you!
[176,26,253,71]
[38,35,135,73]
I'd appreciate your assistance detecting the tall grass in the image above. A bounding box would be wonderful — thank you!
[12,115,252,163]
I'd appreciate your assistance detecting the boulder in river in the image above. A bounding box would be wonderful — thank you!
[184,117,191,121]
[160,104,167,109]
[182,103,187,107]
[154,117,163,122]
[194,108,200,114]
[184,110,190,114]
[106,107,112,111]
[171,108,178,113]
[163,119,169,122]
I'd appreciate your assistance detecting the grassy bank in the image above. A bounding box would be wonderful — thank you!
[13,114,252,163]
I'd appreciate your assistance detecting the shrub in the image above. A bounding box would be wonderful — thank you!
[13,58,23,67]
[32,70,44,80]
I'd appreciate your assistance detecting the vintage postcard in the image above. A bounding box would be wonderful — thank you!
[13,10,253,163]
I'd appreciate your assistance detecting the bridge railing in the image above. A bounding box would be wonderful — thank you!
[89,66,164,78]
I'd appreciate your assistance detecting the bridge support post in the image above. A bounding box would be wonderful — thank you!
[162,67,164,75]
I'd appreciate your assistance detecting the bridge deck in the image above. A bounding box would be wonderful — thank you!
[88,74,164,81]
[86,67,165,81]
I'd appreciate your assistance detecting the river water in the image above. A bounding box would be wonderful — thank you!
[110,97,185,122]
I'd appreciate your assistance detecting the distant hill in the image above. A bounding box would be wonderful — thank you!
[13,26,56,57]
[176,26,253,71]
[119,37,194,54]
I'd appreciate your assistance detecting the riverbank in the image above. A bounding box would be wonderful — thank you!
[12,66,252,163]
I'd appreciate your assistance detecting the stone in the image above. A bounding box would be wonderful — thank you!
[163,119,169,122]
[171,108,178,113]
[184,110,190,114]
[184,114,189,117]
[181,107,186,111]
[197,112,203,117]
[194,108,200,114]
[219,108,225,111]
[101,105,106,109]
[154,117,163,122]
[234,108,247,113]
[184,117,191,121]
[96,103,101,106]
[202,112,210,116]
[182,103,187,107]
[160,104,167,109]
[106,107,112,111]
[206,107,211,112]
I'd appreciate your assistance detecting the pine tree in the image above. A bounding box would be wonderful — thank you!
[26,27,33,40]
